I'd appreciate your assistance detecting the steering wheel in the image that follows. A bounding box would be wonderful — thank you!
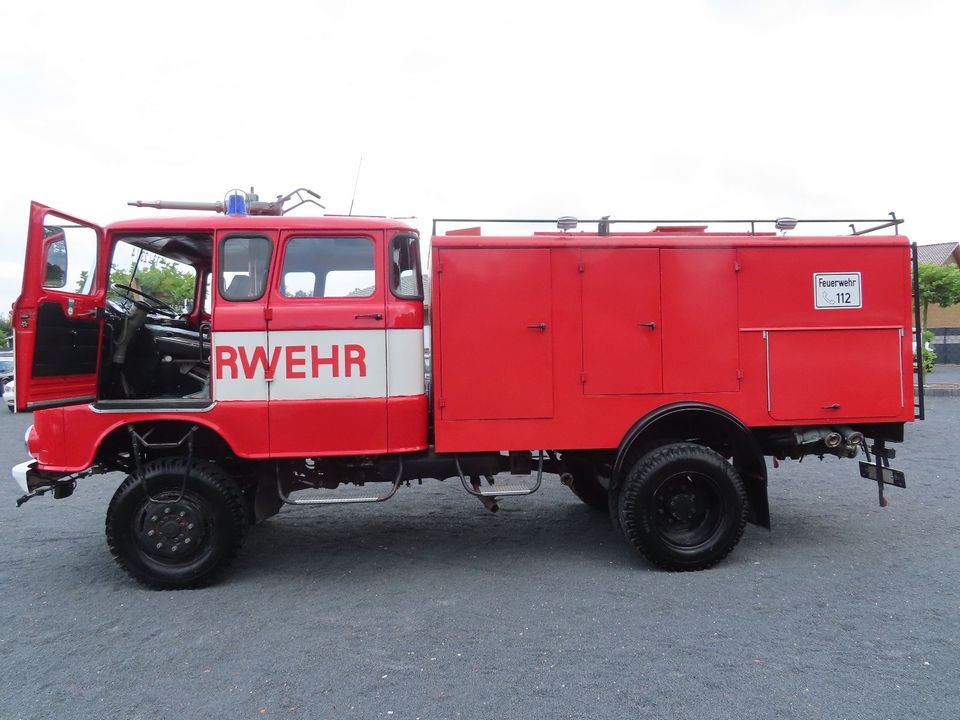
[111,283,179,318]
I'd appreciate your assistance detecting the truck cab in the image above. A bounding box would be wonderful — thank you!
[15,202,428,459]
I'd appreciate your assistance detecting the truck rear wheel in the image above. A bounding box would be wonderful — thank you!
[618,443,747,571]
[565,460,609,511]
[105,457,247,589]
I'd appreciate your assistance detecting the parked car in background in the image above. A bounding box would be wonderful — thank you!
[0,356,13,386]
[3,380,14,412]
[0,355,15,413]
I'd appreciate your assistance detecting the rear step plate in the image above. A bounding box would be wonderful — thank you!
[859,462,906,488]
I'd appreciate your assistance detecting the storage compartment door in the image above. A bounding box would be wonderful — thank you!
[581,248,662,395]
[767,328,904,420]
[438,248,553,420]
[661,249,739,393]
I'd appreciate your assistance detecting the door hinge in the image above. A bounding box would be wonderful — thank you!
[737,369,744,380]
[578,262,585,273]
[437,262,443,274]
[439,397,446,408]
[734,261,741,272]
[580,372,587,383]
[263,307,273,321]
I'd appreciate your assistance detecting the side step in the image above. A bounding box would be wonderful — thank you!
[456,452,544,512]
[278,460,403,506]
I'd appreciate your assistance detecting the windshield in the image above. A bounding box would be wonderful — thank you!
[0,359,13,374]
[109,240,198,312]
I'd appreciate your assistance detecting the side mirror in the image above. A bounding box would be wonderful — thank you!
[42,230,68,289]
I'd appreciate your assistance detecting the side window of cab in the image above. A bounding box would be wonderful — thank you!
[219,236,272,302]
[279,237,376,298]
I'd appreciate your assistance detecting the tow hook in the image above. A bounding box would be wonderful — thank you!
[16,479,76,507]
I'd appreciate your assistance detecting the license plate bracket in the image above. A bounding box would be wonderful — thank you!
[859,461,906,488]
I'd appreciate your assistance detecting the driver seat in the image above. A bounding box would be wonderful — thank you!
[225,275,252,300]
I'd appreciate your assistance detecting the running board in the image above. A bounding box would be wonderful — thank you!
[456,451,544,512]
[278,460,403,506]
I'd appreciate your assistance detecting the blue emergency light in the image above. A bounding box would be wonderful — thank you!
[225,191,247,216]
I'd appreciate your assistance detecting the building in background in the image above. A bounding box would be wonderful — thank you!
[919,242,960,363]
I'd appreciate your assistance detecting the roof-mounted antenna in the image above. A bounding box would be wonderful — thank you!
[349,156,364,216]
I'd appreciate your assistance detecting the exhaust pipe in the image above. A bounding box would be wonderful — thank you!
[469,476,499,513]
[792,427,861,458]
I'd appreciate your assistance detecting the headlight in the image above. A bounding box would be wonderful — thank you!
[4,382,12,393]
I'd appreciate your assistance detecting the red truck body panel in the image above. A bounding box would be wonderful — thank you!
[16,206,913,472]
[430,232,913,453]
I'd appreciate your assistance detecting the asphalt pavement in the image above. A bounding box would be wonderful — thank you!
[0,400,958,720]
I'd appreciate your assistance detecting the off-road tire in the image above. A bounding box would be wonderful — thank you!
[565,461,609,511]
[106,457,247,589]
[618,443,748,571]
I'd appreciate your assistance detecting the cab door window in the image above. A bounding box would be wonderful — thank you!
[280,237,375,298]
[41,221,98,294]
[390,234,423,300]
[219,236,272,301]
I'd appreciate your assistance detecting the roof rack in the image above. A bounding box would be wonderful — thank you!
[432,213,903,238]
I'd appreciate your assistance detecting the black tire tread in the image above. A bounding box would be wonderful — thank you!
[566,462,608,511]
[619,443,748,572]
[105,457,247,590]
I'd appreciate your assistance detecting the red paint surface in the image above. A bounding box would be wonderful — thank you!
[661,248,739,393]
[430,233,914,453]
[436,248,554,420]
[19,205,914,471]
[14,202,106,411]
[581,248,662,395]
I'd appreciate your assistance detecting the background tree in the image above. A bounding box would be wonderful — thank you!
[0,311,11,348]
[917,263,960,329]
[111,258,197,312]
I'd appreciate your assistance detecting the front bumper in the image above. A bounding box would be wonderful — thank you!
[11,460,63,494]
[12,460,74,495]
[12,461,33,493]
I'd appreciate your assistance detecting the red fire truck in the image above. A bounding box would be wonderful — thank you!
[10,190,924,588]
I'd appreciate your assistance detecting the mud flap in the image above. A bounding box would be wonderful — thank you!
[741,471,770,529]
[253,466,283,523]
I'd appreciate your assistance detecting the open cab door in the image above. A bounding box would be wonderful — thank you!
[14,202,106,411]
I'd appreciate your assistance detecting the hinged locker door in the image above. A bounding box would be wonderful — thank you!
[581,248,662,395]
[437,248,553,420]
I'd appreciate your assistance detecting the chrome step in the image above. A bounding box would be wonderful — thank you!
[456,452,544,500]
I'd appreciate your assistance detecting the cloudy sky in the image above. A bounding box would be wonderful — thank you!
[1,0,957,311]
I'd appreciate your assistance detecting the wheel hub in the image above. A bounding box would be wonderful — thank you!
[653,471,723,548]
[668,492,699,521]
[137,500,205,559]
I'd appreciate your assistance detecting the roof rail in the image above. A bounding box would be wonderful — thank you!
[431,213,904,237]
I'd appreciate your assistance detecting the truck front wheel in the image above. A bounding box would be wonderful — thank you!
[105,457,248,589]
[618,443,747,571]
